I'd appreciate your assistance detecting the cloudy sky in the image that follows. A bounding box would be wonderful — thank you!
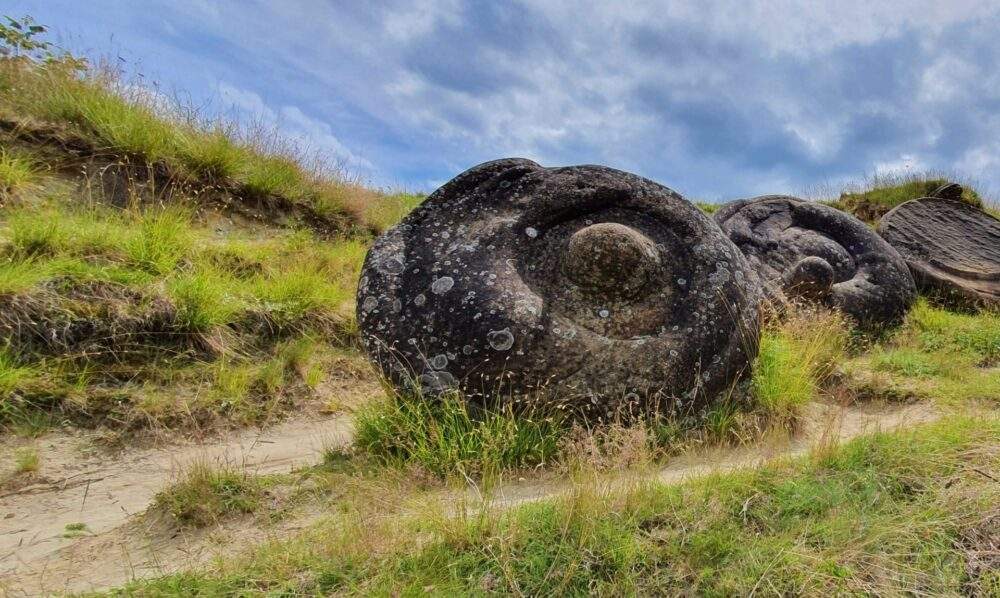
[10,1,1000,201]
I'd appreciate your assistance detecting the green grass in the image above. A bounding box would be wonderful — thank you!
[166,265,240,331]
[907,300,999,366]
[843,300,1000,406]
[0,148,37,194]
[871,347,947,378]
[120,416,1000,596]
[0,52,379,230]
[354,391,568,478]
[153,460,265,528]
[0,346,36,393]
[363,192,425,232]
[0,197,370,433]
[122,207,194,275]
[751,309,848,423]
[693,200,721,215]
[832,173,983,223]
[61,522,90,538]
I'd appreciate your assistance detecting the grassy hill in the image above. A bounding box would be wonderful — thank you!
[1,22,998,596]
[0,36,423,437]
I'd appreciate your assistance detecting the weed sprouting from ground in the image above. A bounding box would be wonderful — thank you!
[0,148,37,196]
[153,460,266,528]
[354,390,568,478]
[12,445,39,474]
[751,306,849,425]
[693,200,721,215]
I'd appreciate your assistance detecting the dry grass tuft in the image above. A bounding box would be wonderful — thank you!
[153,459,266,528]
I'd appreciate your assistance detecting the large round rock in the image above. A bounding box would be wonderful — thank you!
[357,159,763,411]
[877,197,1000,306]
[715,195,916,326]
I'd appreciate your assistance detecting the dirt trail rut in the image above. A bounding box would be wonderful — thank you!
[1,415,352,595]
[491,401,941,507]
[1,401,942,595]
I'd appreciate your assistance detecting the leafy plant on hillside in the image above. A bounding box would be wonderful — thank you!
[0,15,85,68]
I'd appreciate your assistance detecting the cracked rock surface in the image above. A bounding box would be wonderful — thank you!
[358,159,763,411]
[878,197,1000,307]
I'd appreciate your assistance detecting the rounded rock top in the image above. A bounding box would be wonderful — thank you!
[357,158,764,411]
[715,195,916,327]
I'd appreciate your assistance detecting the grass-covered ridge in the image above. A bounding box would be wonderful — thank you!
[0,193,375,433]
[0,21,421,435]
[0,20,423,236]
[153,460,268,528]
[829,172,985,223]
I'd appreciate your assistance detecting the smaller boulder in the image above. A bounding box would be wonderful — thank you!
[715,195,917,327]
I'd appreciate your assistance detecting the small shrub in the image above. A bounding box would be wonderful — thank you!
[154,460,264,527]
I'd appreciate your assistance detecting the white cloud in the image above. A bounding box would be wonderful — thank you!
[32,0,1000,195]
[873,153,927,175]
[919,55,979,103]
[382,0,462,41]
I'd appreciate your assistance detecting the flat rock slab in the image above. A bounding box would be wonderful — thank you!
[715,195,916,326]
[877,198,1000,306]
[358,159,763,412]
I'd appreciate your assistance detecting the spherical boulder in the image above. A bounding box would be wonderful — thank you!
[714,195,916,326]
[357,159,763,412]
[877,197,1000,307]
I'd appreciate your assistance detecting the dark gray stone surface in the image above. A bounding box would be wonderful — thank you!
[878,197,1000,307]
[931,182,964,201]
[715,195,916,326]
[358,159,763,412]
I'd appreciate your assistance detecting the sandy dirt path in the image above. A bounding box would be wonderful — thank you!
[1,415,352,595]
[0,401,944,595]
[490,401,941,507]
